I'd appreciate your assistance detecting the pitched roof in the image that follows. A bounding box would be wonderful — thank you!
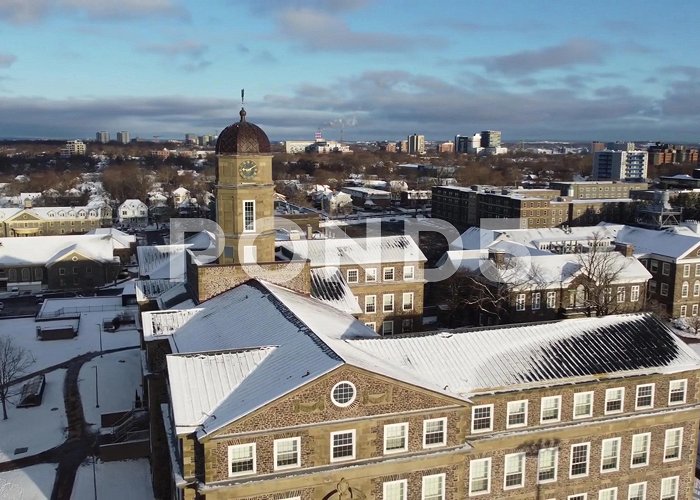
[310,266,362,314]
[0,234,117,266]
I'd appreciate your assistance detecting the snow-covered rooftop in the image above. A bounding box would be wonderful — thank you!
[0,234,118,266]
[137,245,188,280]
[88,227,136,249]
[310,266,362,314]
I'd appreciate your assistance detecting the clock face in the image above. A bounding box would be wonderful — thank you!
[239,160,258,179]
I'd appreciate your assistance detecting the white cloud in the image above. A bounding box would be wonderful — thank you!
[0,0,187,23]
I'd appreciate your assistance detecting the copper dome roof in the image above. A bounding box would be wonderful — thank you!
[215,108,271,154]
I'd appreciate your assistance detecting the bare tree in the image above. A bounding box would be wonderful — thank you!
[576,233,629,317]
[0,336,35,420]
[685,315,700,336]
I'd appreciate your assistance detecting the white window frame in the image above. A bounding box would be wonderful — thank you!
[631,285,640,302]
[635,383,655,410]
[383,293,394,312]
[650,260,658,272]
[604,387,624,415]
[331,381,357,408]
[365,267,377,283]
[468,457,491,496]
[696,263,700,277]
[569,442,590,478]
[663,427,683,462]
[680,305,687,318]
[383,422,408,454]
[600,437,621,473]
[515,293,526,311]
[330,429,356,462]
[422,417,447,448]
[346,269,358,283]
[573,391,594,419]
[662,262,670,276]
[627,482,647,500]
[536,447,558,484]
[421,473,445,500]
[403,265,415,280]
[242,200,256,232]
[383,479,408,500]
[694,304,699,316]
[616,286,626,303]
[540,395,561,423]
[546,291,557,308]
[532,292,541,310]
[660,282,669,296]
[402,292,414,311]
[694,280,700,296]
[503,452,525,490]
[382,320,394,336]
[682,281,689,298]
[683,264,691,277]
[273,437,301,471]
[598,487,617,500]
[471,404,493,433]
[383,267,395,281]
[227,443,256,477]
[365,295,376,314]
[660,476,679,500]
[567,494,587,500]
[630,432,650,468]
[506,400,528,429]
[668,379,687,405]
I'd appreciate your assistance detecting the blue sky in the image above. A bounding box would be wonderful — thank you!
[1,0,699,142]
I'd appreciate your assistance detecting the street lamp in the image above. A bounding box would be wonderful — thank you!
[93,365,99,408]
[96,323,103,357]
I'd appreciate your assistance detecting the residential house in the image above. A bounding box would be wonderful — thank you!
[118,199,149,226]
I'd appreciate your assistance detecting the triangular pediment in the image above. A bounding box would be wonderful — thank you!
[6,210,42,222]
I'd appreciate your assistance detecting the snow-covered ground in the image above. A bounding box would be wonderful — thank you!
[5,309,139,373]
[71,458,152,500]
[0,369,67,463]
[0,463,56,499]
[79,350,143,429]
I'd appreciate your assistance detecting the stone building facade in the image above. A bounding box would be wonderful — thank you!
[0,202,112,237]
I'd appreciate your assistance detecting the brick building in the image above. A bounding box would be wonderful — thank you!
[0,201,112,237]
[144,286,700,500]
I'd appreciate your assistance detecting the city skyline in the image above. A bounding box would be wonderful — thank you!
[1,0,699,142]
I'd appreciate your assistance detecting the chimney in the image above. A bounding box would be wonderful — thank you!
[614,242,634,258]
[23,198,32,209]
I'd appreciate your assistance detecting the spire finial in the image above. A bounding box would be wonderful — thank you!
[239,88,247,122]
[241,88,245,106]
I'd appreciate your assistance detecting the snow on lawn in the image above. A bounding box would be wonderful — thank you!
[71,458,153,500]
[0,464,56,499]
[2,312,139,373]
[0,369,67,463]
[80,349,143,428]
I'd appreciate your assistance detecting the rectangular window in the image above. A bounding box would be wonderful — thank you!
[383,267,395,281]
[506,400,528,429]
[683,264,690,277]
[383,423,408,454]
[364,322,376,331]
[616,286,625,303]
[537,447,558,483]
[694,281,700,296]
[383,294,394,312]
[402,292,414,311]
[630,433,650,467]
[631,285,640,302]
[59,268,66,276]
[649,280,657,293]
[663,428,683,462]
[471,404,493,433]
[243,200,255,232]
[228,443,256,477]
[569,442,590,478]
[662,262,670,276]
[696,263,700,277]
[635,384,654,409]
[546,291,557,309]
[604,387,624,414]
[273,437,300,470]
[681,305,687,317]
[382,320,394,336]
[573,391,593,419]
[660,283,669,296]
[650,260,658,272]
[694,304,699,316]
[627,482,646,500]
[468,457,491,496]
[383,479,407,500]
[568,495,587,500]
[423,418,446,448]
[532,292,541,310]
[346,269,358,283]
[401,318,413,333]
[330,430,355,462]
[515,293,526,311]
[668,379,687,405]
[503,452,525,489]
[403,265,415,280]
[365,268,377,283]
[682,282,689,298]
[365,295,376,314]
[660,476,679,500]
[598,488,617,500]
[600,437,620,472]
[422,473,445,500]
[540,395,561,423]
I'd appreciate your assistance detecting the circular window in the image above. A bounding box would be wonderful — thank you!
[331,381,357,407]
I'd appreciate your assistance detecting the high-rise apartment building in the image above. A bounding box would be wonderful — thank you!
[60,140,87,157]
[116,131,130,144]
[407,134,425,155]
[96,131,109,143]
[593,150,648,181]
[480,130,501,148]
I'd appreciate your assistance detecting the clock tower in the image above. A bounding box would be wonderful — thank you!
[214,105,275,265]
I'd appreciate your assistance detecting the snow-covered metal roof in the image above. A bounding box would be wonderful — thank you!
[137,245,188,280]
[310,266,362,315]
[278,235,426,267]
[614,224,700,260]
[0,234,117,266]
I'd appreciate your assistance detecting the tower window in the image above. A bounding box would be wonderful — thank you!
[243,200,255,232]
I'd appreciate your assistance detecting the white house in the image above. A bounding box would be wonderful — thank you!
[172,187,191,207]
[118,199,149,226]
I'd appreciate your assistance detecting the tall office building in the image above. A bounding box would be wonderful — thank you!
[455,135,470,153]
[592,150,648,181]
[407,134,425,154]
[116,131,130,144]
[96,131,109,143]
[480,130,501,148]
